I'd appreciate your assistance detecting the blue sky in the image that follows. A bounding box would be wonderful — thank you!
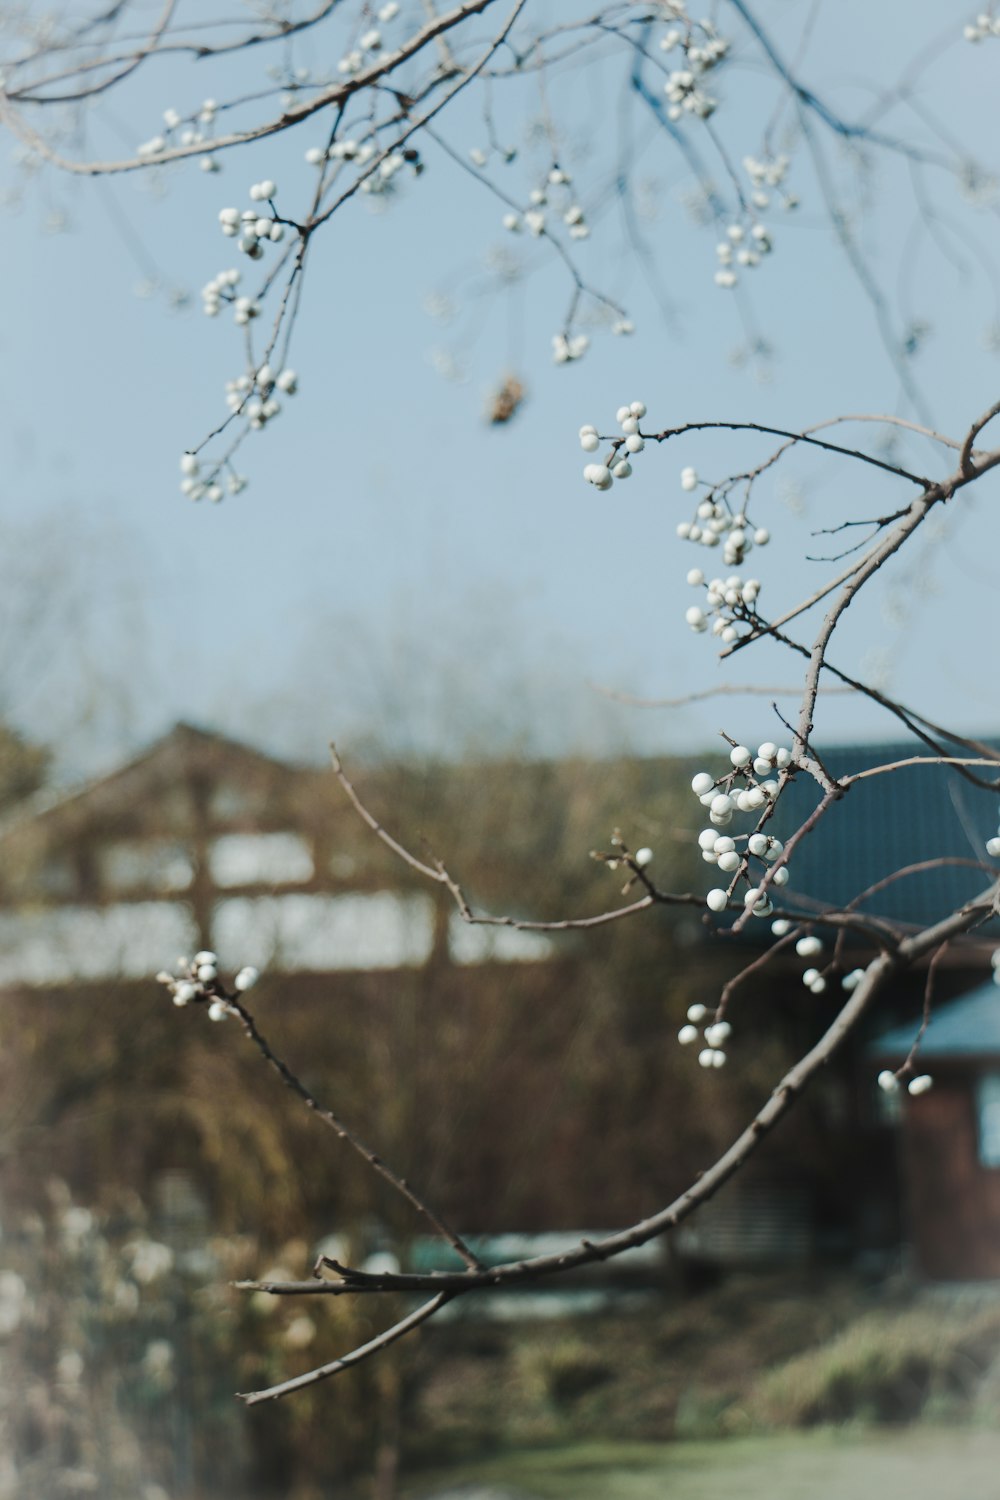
[2,0,999,775]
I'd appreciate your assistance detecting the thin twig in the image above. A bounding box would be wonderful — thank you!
[226,994,484,1272]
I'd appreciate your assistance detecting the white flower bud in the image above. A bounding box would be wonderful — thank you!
[691,772,714,796]
[908,1075,933,1096]
[706,888,728,912]
[730,745,751,767]
[678,1024,699,1045]
[877,1070,899,1094]
[235,966,260,991]
[635,847,653,868]
[680,467,698,491]
[687,1004,708,1022]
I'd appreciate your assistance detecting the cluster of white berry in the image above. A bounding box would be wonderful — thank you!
[217,182,285,259]
[743,154,799,213]
[579,402,647,489]
[878,1069,933,1097]
[676,1002,731,1068]
[659,14,729,121]
[502,166,590,243]
[305,137,377,168]
[689,743,795,919]
[713,221,773,289]
[677,475,769,639]
[157,951,260,1023]
[554,333,590,364]
[770,919,869,996]
[683,570,760,644]
[223,363,299,429]
[137,98,220,169]
[359,148,424,197]
[963,11,1000,40]
[338,1,400,74]
[200,267,241,318]
[177,454,247,502]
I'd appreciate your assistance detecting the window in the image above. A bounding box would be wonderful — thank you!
[209,833,314,888]
[212,892,435,971]
[0,903,198,985]
[448,913,556,965]
[101,840,193,892]
[977,1074,1000,1168]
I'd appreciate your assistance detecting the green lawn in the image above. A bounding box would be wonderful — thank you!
[404,1430,1000,1500]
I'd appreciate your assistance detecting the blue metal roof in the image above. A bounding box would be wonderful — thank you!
[768,738,1000,932]
[870,978,1000,1059]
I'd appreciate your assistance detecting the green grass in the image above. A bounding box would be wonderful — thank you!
[403,1430,1000,1500]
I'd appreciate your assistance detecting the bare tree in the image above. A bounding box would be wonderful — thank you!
[5,0,1000,1408]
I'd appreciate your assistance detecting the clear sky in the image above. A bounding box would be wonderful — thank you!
[2,0,999,777]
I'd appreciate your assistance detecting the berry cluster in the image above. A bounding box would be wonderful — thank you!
[713,220,773,289]
[579,402,647,488]
[200,267,241,318]
[218,181,285,259]
[178,453,247,502]
[689,742,795,919]
[305,138,377,168]
[659,13,729,122]
[878,1069,934,1097]
[157,951,260,1023]
[337,1,400,74]
[676,1002,731,1068]
[743,153,798,213]
[503,165,591,243]
[963,11,1000,40]
[683,569,760,644]
[224,363,299,430]
[137,98,220,168]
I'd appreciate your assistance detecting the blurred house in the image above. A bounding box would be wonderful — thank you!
[871,980,1000,1280]
[0,724,997,1279]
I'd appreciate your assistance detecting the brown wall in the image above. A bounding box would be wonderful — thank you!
[902,1072,1000,1279]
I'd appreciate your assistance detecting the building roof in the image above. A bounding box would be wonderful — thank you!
[769,738,1000,933]
[870,978,1000,1060]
